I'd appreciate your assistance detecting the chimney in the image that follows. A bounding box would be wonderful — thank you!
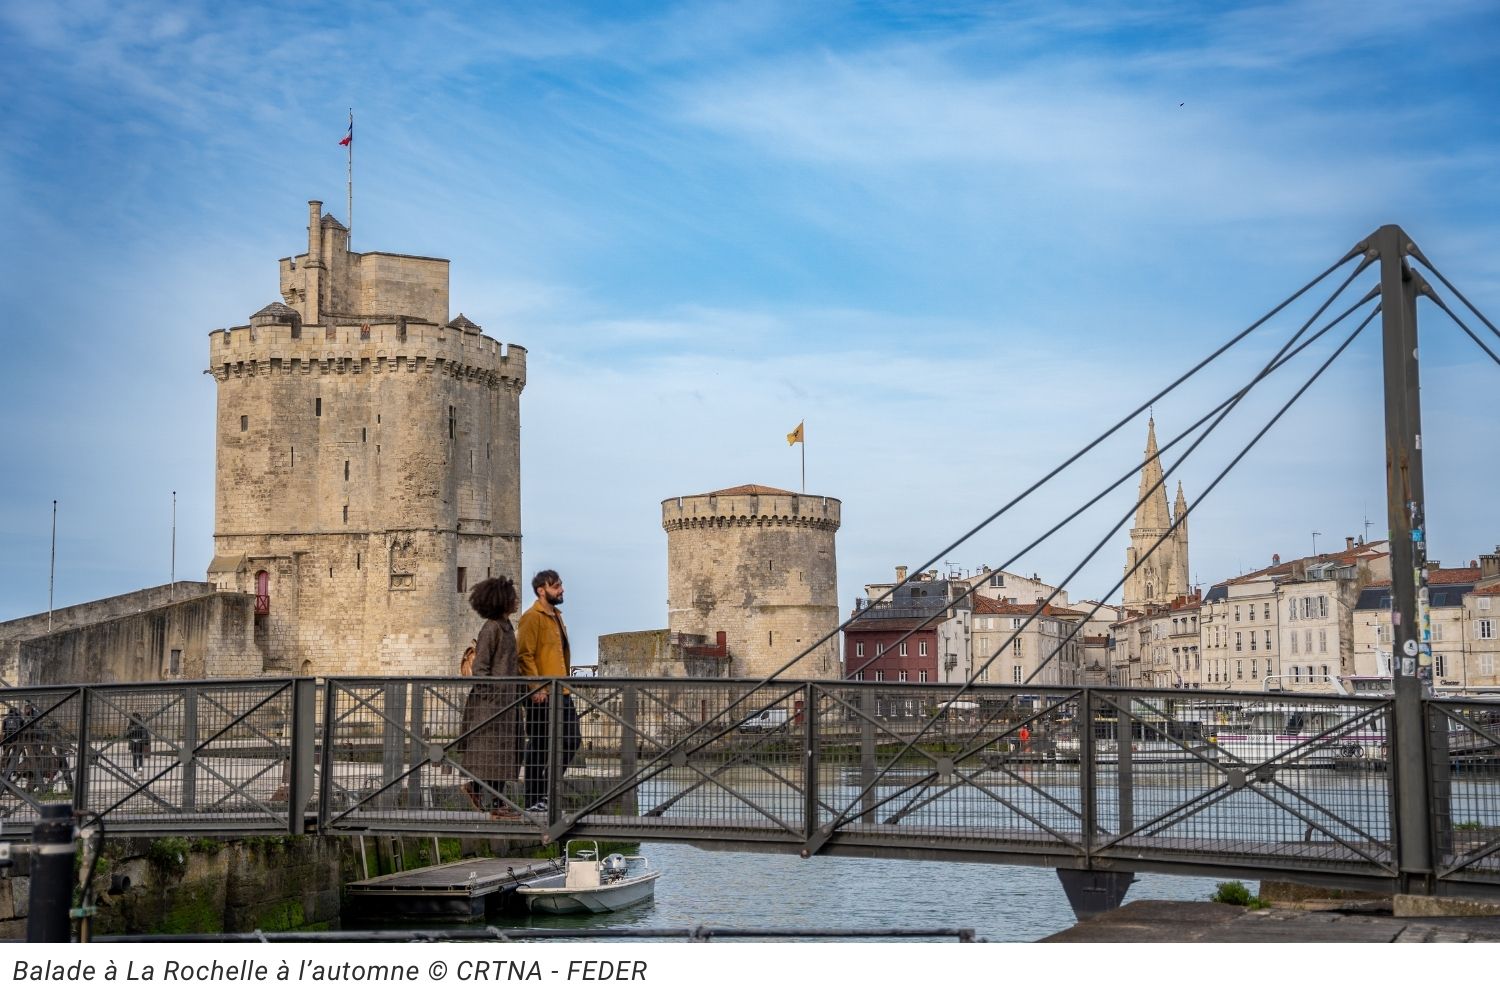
[895,565,907,583]
[1346,536,1355,551]
[1272,553,1280,566]
[1480,547,1500,582]
[304,200,324,324]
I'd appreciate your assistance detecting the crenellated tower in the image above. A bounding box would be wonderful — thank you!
[206,200,526,676]
[662,486,841,680]
[1122,418,1191,612]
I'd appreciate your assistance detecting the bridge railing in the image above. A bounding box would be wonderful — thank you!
[2,679,312,836]
[5,677,1498,895]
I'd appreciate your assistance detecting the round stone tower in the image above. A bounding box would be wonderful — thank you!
[661,485,841,680]
[206,200,525,676]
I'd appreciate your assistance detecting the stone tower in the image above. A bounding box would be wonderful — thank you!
[662,485,841,680]
[206,200,526,675]
[1122,418,1190,612]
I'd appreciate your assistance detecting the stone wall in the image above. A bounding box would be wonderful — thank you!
[0,836,345,939]
[663,491,841,680]
[0,583,216,684]
[17,592,262,685]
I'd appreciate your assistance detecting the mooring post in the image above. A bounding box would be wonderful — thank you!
[26,802,74,942]
[1374,224,1435,893]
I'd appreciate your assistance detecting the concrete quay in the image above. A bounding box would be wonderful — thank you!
[1041,898,1500,943]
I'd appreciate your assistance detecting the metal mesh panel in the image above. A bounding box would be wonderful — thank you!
[1,688,81,826]
[812,684,1084,851]
[1091,692,1395,875]
[1431,699,1500,884]
[84,682,296,833]
[568,680,810,839]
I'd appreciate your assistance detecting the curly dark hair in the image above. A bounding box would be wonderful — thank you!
[469,576,519,619]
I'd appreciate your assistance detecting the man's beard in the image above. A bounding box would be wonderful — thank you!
[546,594,564,607]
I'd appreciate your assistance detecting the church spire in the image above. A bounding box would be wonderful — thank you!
[1135,417,1171,532]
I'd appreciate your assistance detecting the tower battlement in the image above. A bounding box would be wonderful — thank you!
[208,319,526,389]
[662,492,841,532]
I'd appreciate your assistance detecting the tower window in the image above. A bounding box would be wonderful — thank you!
[362,427,367,443]
[344,459,349,481]
[356,552,361,569]
[315,397,322,417]
[342,505,348,524]
[457,566,467,594]
[768,631,774,647]
[290,446,295,467]
[240,415,248,431]
[448,405,456,439]
[329,566,334,578]
[222,330,230,345]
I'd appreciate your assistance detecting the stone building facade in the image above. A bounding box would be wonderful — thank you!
[662,485,840,680]
[206,201,525,676]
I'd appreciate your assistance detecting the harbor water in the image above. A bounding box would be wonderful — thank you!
[482,844,1231,942]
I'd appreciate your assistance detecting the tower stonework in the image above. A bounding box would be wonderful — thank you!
[1122,418,1190,613]
[206,201,525,676]
[662,485,841,680]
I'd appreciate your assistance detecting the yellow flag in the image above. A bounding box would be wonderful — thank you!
[786,421,804,446]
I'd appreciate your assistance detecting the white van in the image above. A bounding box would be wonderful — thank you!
[738,708,790,732]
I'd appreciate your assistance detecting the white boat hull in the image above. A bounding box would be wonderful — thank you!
[517,871,660,914]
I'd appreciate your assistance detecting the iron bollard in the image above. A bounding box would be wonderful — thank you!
[27,802,75,943]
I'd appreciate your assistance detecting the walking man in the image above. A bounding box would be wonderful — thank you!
[516,569,582,815]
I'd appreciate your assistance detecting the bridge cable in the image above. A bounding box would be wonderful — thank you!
[819,303,1378,830]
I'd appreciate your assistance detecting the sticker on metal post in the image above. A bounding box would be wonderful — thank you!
[1412,529,1423,542]
[1400,657,1416,676]
[1403,639,1418,657]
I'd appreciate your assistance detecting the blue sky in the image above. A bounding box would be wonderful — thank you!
[2,1,1498,660]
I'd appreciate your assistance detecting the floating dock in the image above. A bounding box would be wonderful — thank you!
[345,857,564,922]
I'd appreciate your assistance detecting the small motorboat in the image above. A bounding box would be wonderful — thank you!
[515,841,660,915]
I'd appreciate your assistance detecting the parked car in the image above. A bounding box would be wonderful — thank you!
[738,708,790,732]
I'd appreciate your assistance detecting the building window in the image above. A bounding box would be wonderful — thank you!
[448,405,456,439]
[1235,632,1242,652]
[876,643,885,656]
[240,415,248,431]
[855,642,865,658]
[342,505,348,524]
[1479,597,1492,611]
[362,427,367,443]
[898,670,908,683]
[1012,618,1023,630]
[1234,607,1240,622]
[1249,604,1255,622]
[1263,603,1270,620]
[899,641,908,657]
[1250,633,1257,651]
[457,566,467,593]
[315,397,322,417]
[344,459,350,481]
[1264,630,1271,650]
[919,670,929,683]
[1013,665,1023,683]
[1015,637,1024,656]
[1236,662,1243,679]
[978,637,989,655]
[918,640,928,656]
[1433,623,1445,642]
[1292,664,1301,682]
[1318,630,1327,653]
[1434,654,1446,678]
[875,670,885,682]
[1480,654,1495,676]
[290,446,295,467]
[1289,599,1298,621]
[1291,633,1299,654]
[356,552,361,569]
[1479,620,1495,640]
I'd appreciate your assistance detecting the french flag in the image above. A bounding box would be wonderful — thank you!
[339,113,352,147]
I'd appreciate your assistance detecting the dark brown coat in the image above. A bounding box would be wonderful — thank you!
[458,617,523,789]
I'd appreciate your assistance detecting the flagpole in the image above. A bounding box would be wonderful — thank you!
[48,500,57,632]
[346,108,353,239]
[800,417,805,494]
[170,490,177,601]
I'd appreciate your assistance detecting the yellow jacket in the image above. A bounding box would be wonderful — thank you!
[517,598,571,679]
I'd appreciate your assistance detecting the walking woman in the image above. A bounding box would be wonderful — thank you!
[458,577,524,819]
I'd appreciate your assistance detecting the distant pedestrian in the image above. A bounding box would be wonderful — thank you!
[1019,724,1031,749]
[458,577,524,819]
[125,712,150,774]
[1,703,24,792]
[517,569,582,815]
